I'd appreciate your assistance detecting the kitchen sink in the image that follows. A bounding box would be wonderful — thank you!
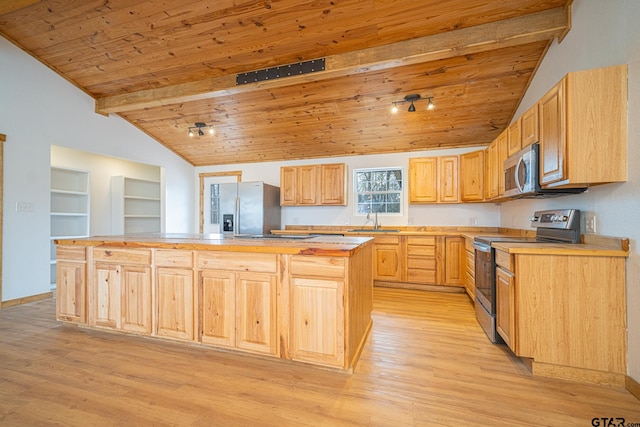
[348,229,400,233]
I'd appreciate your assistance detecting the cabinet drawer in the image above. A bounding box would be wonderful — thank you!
[57,246,86,261]
[197,251,277,273]
[374,235,400,245]
[406,235,436,246]
[407,268,436,284]
[465,250,475,276]
[93,248,151,265]
[290,255,345,278]
[495,250,514,272]
[407,245,435,257]
[156,250,193,268]
[407,256,436,270]
[465,238,475,252]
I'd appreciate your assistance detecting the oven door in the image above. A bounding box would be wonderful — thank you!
[473,241,495,314]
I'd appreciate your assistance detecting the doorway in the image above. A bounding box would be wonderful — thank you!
[199,171,242,233]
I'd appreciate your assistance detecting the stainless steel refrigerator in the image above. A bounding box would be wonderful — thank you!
[219,182,281,235]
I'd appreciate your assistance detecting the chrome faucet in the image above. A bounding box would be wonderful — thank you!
[374,212,380,230]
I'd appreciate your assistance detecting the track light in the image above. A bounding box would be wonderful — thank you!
[390,94,435,113]
[188,122,215,137]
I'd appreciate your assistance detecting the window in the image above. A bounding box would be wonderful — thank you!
[209,184,220,225]
[353,167,403,215]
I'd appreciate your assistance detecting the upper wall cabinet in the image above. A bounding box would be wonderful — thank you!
[280,163,347,206]
[409,156,459,204]
[539,64,627,188]
[460,150,484,202]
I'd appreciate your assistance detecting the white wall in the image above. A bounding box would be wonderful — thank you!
[195,148,501,230]
[501,0,640,381]
[0,36,194,302]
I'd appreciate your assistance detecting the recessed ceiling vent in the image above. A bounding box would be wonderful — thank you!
[236,58,325,85]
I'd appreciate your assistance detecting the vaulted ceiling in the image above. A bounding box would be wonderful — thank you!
[0,0,571,166]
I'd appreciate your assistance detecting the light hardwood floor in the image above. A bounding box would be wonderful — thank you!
[1,288,638,426]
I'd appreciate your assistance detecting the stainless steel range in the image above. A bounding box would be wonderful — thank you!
[473,209,581,343]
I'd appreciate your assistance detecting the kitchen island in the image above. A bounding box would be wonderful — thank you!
[55,233,374,372]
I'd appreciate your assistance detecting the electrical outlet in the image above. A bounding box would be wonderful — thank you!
[16,201,34,212]
[584,213,596,234]
[344,218,350,225]
[407,217,413,225]
[468,217,477,226]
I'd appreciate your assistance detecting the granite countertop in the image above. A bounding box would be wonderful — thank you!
[55,233,374,257]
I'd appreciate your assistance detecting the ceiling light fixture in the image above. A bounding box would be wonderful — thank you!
[390,94,435,113]
[188,122,215,137]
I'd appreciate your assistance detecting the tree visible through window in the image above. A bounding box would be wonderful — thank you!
[354,167,403,215]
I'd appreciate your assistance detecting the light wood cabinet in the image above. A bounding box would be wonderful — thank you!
[496,129,508,197]
[56,246,87,324]
[289,255,346,367]
[507,117,522,157]
[406,236,436,285]
[235,272,277,355]
[279,167,297,205]
[319,163,346,205]
[280,163,346,206]
[408,157,437,203]
[484,141,498,200]
[91,248,152,334]
[496,264,516,350]
[409,156,459,204]
[521,103,539,148]
[373,235,404,282]
[297,165,318,205]
[539,64,627,188]
[460,150,484,202]
[198,251,278,356]
[463,238,475,299]
[155,249,194,341]
[200,269,236,347]
[442,236,465,286]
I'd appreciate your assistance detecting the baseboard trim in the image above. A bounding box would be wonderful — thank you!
[1,291,53,309]
[374,281,465,293]
[626,375,640,401]
[532,361,626,388]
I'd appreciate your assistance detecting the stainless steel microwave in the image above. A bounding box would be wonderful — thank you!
[503,143,586,198]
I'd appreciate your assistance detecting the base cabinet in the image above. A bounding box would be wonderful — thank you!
[373,235,404,282]
[496,266,516,350]
[56,247,87,323]
[156,267,194,341]
[199,264,277,356]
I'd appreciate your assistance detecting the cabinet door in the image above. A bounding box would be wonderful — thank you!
[409,158,437,203]
[120,265,152,334]
[507,117,522,157]
[56,260,86,323]
[280,166,297,206]
[496,266,516,351]
[496,129,508,197]
[156,267,194,341]
[297,165,318,205]
[443,237,465,286]
[539,79,566,185]
[374,244,402,282]
[521,103,539,148]
[290,277,345,367]
[200,270,236,347]
[319,163,346,205]
[438,156,459,203]
[236,273,277,355]
[484,142,498,200]
[460,150,484,202]
[94,263,120,329]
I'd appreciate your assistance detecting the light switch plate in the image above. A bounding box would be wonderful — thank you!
[16,201,34,212]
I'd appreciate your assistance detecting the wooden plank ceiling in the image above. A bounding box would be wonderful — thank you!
[0,0,570,166]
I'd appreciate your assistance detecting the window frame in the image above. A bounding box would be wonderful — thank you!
[352,166,404,217]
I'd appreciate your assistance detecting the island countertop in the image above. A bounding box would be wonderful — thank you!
[55,233,373,257]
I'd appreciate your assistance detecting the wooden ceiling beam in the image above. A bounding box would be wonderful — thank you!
[95,7,568,115]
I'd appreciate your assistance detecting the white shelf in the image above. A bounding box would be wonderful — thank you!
[111,176,163,235]
[50,166,90,288]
